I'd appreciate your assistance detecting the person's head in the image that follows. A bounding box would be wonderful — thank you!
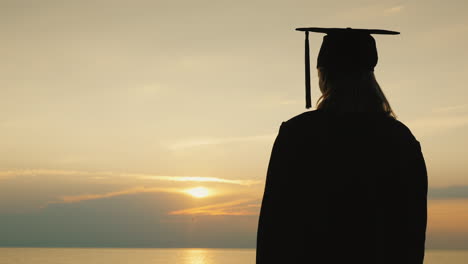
[295,28,399,113]
[316,67,396,118]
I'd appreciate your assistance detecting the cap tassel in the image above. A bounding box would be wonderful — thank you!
[305,31,312,109]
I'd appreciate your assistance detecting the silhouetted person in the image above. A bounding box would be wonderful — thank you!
[256,28,428,264]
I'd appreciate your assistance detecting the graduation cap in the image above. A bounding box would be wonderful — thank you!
[295,27,400,109]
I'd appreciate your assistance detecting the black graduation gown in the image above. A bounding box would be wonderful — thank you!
[256,110,428,264]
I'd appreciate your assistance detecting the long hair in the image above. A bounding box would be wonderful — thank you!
[316,67,396,118]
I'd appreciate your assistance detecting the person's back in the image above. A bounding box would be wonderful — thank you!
[256,110,427,263]
[256,27,427,264]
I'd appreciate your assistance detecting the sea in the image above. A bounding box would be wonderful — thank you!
[0,248,467,264]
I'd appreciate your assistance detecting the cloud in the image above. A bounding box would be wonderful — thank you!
[0,169,260,186]
[384,5,404,15]
[167,134,275,150]
[432,104,468,114]
[406,114,468,135]
[0,191,258,248]
[169,199,261,216]
[44,186,179,207]
[0,169,92,178]
[428,199,468,235]
[327,3,405,21]
[429,185,468,199]
[137,175,261,186]
[406,104,468,136]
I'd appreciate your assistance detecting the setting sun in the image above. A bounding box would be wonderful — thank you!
[185,187,210,198]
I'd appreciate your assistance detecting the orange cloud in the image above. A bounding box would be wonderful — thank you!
[0,169,260,186]
[428,199,468,233]
[43,187,178,207]
[168,199,261,216]
[384,5,404,15]
[140,175,260,186]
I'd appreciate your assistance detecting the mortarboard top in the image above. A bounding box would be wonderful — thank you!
[295,27,400,109]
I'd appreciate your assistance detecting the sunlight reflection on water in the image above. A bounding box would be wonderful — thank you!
[182,249,210,264]
[0,248,467,264]
[0,248,256,264]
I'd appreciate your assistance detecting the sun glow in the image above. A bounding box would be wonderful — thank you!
[185,187,210,198]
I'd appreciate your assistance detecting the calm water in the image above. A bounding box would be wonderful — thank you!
[0,248,466,264]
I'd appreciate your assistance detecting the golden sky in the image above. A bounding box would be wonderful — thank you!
[1,0,468,248]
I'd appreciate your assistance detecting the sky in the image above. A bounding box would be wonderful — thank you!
[1,0,468,249]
